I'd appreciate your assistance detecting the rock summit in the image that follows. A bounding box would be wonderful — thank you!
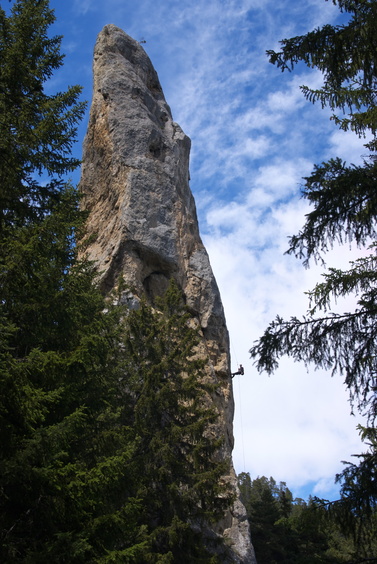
[79,24,256,563]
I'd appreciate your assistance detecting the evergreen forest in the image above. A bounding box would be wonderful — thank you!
[238,473,377,564]
[250,1,377,562]
[0,1,232,562]
[1,1,377,563]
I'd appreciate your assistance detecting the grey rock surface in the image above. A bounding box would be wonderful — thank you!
[79,24,256,564]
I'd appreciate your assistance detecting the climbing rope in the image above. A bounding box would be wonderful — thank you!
[231,339,246,472]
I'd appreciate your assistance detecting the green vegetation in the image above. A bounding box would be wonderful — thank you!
[250,0,377,546]
[0,0,85,230]
[0,2,229,562]
[238,473,377,564]
[5,0,377,561]
[117,284,233,562]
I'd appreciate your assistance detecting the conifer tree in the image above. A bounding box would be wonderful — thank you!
[0,225,141,561]
[0,0,85,230]
[121,280,233,562]
[237,473,370,563]
[0,2,141,561]
[0,3,235,562]
[249,0,377,536]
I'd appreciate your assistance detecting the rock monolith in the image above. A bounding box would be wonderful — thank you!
[79,24,256,563]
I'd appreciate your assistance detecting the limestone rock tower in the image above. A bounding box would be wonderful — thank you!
[79,24,256,563]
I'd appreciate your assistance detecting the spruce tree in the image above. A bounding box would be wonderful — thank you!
[0,2,141,561]
[0,0,85,231]
[237,473,369,563]
[0,3,235,562]
[252,0,377,421]
[249,0,377,538]
[121,280,233,563]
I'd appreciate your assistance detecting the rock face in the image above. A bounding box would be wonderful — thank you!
[80,24,256,564]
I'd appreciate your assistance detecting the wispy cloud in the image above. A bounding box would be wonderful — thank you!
[117,0,367,499]
[73,0,94,16]
[50,0,367,500]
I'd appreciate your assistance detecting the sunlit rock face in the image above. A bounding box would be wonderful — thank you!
[79,24,256,563]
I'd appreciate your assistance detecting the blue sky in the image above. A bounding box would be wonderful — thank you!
[33,0,369,501]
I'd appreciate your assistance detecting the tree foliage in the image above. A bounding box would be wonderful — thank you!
[0,2,231,562]
[267,0,377,149]
[250,0,377,548]
[325,425,377,555]
[0,4,135,557]
[238,472,377,564]
[118,281,233,563]
[238,474,293,563]
[0,0,86,230]
[253,0,377,418]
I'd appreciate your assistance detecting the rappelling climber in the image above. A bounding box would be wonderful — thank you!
[231,364,244,378]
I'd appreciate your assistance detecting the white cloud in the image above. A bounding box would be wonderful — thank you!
[251,158,310,200]
[73,0,93,16]
[203,160,365,500]
[54,0,366,500]
[328,129,373,164]
[232,357,364,498]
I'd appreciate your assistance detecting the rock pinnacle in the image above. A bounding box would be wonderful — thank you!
[79,24,256,563]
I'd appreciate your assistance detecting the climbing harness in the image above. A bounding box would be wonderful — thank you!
[231,364,244,378]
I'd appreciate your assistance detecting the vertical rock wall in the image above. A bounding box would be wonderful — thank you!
[79,24,256,563]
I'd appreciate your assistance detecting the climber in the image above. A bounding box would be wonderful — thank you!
[231,364,244,378]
